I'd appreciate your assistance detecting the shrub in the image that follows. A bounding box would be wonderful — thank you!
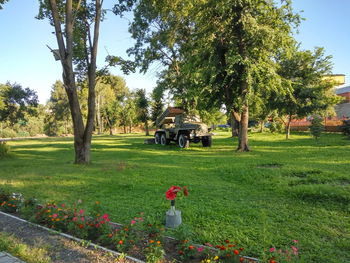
[0,128,17,138]
[0,142,10,158]
[341,119,350,137]
[309,115,324,140]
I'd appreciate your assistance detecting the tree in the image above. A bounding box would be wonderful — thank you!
[116,0,299,152]
[275,47,341,139]
[135,89,150,135]
[96,74,128,134]
[0,82,38,127]
[309,115,324,140]
[150,86,165,125]
[45,80,72,135]
[0,0,9,9]
[37,0,104,164]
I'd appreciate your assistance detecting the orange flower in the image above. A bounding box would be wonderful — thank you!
[157,241,161,244]
[189,245,195,250]
[118,240,123,245]
[228,244,235,247]
[79,224,84,229]
[150,240,155,243]
[108,234,113,238]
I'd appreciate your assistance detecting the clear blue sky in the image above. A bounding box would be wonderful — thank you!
[0,0,349,103]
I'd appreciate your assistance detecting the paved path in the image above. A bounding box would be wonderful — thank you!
[0,252,26,263]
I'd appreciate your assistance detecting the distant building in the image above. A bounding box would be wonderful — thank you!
[335,85,350,118]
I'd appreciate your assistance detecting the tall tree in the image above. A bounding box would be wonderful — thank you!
[275,47,341,139]
[115,0,299,151]
[190,0,299,151]
[150,85,164,124]
[135,89,150,135]
[37,0,103,164]
[0,83,38,127]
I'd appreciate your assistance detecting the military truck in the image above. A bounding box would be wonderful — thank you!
[154,107,213,148]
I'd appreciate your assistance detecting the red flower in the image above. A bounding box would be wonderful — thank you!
[78,224,84,229]
[225,239,230,243]
[165,186,182,200]
[183,186,189,196]
[118,240,123,245]
[188,245,195,250]
[240,258,244,262]
[234,249,239,255]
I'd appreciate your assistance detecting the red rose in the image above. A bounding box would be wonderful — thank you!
[165,186,182,200]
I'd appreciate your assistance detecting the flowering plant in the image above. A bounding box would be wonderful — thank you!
[165,186,188,201]
[165,186,188,215]
[268,240,300,263]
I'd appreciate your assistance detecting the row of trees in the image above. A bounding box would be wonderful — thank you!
[112,0,340,147]
[0,78,168,138]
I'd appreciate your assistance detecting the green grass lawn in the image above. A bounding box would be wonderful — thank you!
[0,132,349,262]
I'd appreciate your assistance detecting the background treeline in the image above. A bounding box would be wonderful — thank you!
[0,76,227,138]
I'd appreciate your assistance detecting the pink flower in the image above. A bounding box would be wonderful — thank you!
[52,213,58,218]
[79,209,84,215]
[72,217,77,222]
[205,243,213,247]
[61,204,65,208]
[80,217,85,221]
[95,223,100,228]
[102,214,109,220]
[197,246,204,252]
[131,220,136,225]
[269,248,276,253]
[291,246,298,252]
[293,240,298,243]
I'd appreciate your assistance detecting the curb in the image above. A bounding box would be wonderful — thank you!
[0,211,145,263]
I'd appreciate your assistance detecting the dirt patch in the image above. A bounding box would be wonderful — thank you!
[0,213,134,263]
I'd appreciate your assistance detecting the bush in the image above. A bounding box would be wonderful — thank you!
[0,142,10,158]
[341,119,350,137]
[309,115,324,140]
[0,128,17,138]
[268,121,284,133]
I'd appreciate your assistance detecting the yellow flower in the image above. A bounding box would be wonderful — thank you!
[214,256,219,260]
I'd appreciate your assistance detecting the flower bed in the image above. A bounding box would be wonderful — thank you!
[0,187,300,263]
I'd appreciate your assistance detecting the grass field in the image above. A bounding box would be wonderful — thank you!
[0,132,349,262]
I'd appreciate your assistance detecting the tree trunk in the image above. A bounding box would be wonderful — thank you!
[48,0,102,164]
[96,94,101,134]
[109,127,113,135]
[123,125,126,134]
[237,104,250,152]
[286,114,292,139]
[145,120,149,136]
[259,121,264,133]
[230,111,239,137]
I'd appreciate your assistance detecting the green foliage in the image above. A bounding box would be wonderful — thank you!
[0,83,38,127]
[0,0,9,10]
[144,240,165,263]
[0,141,10,158]
[309,115,324,140]
[0,127,17,138]
[341,119,350,137]
[274,46,341,120]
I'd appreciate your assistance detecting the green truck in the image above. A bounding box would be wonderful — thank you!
[154,107,213,148]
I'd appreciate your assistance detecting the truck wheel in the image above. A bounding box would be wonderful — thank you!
[155,133,161,144]
[178,134,189,148]
[202,136,212,147]
[160,133,170,145]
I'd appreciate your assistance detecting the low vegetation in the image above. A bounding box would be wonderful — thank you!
[0,132,349,262]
